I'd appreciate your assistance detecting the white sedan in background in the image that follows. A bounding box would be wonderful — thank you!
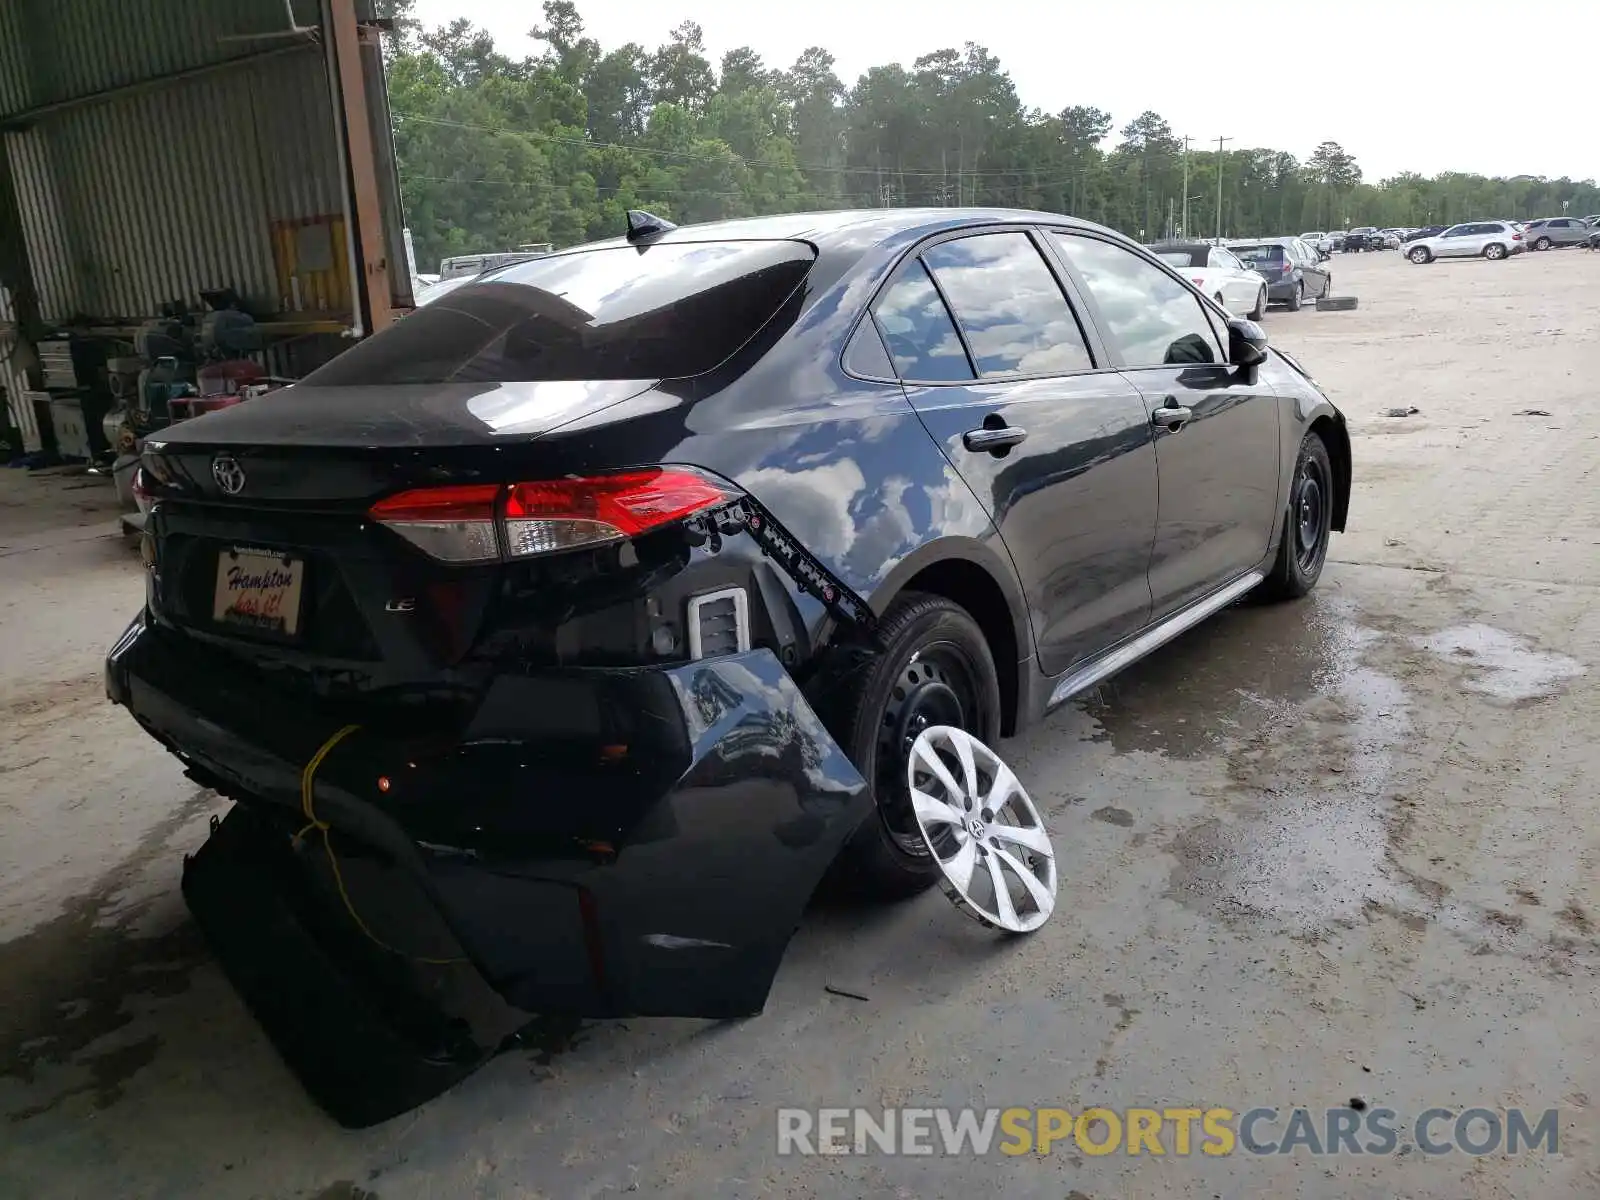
[1150,241,1268,318]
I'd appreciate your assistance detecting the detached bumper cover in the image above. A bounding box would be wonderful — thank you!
[107,615,872,1023]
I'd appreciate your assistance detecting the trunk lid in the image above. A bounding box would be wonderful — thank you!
[139,236,816,696]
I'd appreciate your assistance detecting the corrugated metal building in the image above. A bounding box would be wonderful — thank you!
[0,0,407,453]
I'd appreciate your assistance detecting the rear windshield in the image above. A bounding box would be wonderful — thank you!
[1156,249,1205,268]
[305,241,816,385]
[1230,244,1286,266]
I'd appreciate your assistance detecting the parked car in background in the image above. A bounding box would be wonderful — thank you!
[1300,231,1326,248]
[1522,218,1593,250]
[1404,221,1525,262]
[1227,238,1331,310]
[1323,231,1347,252]
[1343,227,1383,252]
[1403,225,1446,243]
[1148,241,1269,318]
[1376,230,1404,249]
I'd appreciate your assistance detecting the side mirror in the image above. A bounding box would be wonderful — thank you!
[1228,317,1268,368]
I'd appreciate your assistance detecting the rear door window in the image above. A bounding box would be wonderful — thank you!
[874,261,975,381]
[921,232,1094,377]
[1228,244,1285,269]
[304,241,816,385]
[1051,233,1224,369]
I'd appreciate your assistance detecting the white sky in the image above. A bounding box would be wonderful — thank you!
[413,0,1591,184]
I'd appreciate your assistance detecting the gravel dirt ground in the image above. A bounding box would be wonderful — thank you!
[2,247,1597,1198]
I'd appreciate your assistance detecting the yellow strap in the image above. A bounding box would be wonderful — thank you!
[298,723,465,966]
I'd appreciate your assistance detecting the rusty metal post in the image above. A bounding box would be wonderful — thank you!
[326,0,392,334]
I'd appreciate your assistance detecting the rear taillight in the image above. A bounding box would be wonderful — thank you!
[131,466,154,516]
[1512,233,1522,241]
[1282,261,1294,273]
[368,483,502,563]
[368,469,738,563]
[1191,276,1206,287]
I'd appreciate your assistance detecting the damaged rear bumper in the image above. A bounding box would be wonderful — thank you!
[107,614,872,1026]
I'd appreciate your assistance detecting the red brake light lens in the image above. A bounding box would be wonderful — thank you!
[368,470,736,563]
[368,484,501,562]
[504,470,734,558]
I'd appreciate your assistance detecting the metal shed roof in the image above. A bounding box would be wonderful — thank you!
[0,0,404,451]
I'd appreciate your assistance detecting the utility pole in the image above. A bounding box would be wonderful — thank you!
[1215,135,1232,241]
[1181,136,1192,238]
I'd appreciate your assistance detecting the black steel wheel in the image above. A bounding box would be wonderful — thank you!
[828,593,1002,898]
[1257,432,1335,602]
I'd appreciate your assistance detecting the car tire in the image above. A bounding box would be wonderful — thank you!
[829,592,1003,899]
[1249,287,1267,320]
[1484,243,1507,260]
[1256,431,1334,602]
[1534,236,1552,251]
[1286,280,1304,312]
[1408,246,1432,264]
[1321,274,1332,299]
[1214,292,1227,315]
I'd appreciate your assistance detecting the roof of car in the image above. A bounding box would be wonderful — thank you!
[1147,241,1216,256]
[557,207,1108,256]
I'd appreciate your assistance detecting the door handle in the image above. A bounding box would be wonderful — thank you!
[1151,400,1193,431]
[963,425,1028,453]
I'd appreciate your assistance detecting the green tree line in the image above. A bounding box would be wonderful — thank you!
[381,1,1600,273]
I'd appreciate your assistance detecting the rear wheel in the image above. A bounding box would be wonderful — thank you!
[1256,432,1334,602]
[830,594,1003,898]
[1484,242,1507,260]
[1285,280,1304,312]
[1214,292,1227,314]
[1249,286,1267,320]
[1409,246,1432,264]
[1534,236,1552,251]
[1321,273,1333,299]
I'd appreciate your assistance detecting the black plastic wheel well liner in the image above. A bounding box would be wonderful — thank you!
[1308,414,1352,532]
[892,559,1020,737]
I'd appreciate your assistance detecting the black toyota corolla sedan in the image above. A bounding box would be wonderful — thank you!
[107,207,1350,1123]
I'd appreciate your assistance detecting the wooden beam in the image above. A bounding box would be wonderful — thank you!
[326,0,392,334]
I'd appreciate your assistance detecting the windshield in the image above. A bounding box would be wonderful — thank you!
[304,241,816,385]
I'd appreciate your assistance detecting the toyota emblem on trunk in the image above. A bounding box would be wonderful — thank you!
[212,455,246,495]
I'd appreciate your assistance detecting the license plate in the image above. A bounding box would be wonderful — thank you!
[212,546,305,636]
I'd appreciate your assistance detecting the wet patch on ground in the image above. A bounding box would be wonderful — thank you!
[1079,596,1351,759]
[0,787,216,1121]
[1144,597,1600,977]
[1412,623,1585,703]
[1164,602,1419,936]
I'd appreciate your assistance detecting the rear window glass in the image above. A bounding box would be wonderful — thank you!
[1156,249,1205,268]
[304,241,815,385]
[1230,244,1286,266]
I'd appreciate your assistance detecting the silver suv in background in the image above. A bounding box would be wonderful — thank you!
[1404,221,1525,263]
[1523,217,1594,250]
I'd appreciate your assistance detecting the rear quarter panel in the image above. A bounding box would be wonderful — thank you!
[527,246,1028,658]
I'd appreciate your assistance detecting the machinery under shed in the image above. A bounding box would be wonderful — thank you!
[0,0,410,515]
